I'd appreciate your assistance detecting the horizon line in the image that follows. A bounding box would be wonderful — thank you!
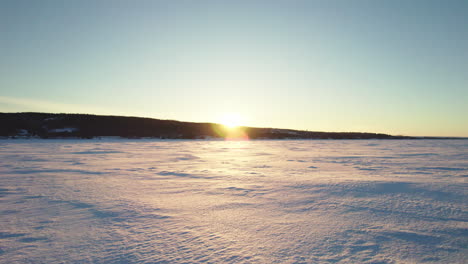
[2,111,467,139]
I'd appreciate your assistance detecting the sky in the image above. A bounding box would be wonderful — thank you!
[1,0,467,137]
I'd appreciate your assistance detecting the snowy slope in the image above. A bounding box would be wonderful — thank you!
[0,139,466,263]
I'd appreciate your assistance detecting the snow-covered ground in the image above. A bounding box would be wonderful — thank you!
[0,139,466,263]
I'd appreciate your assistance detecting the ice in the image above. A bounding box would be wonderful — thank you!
[0,139,466,263]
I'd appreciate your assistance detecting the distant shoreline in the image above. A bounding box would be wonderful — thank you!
[1,112,466,140]
[2,137,467,141]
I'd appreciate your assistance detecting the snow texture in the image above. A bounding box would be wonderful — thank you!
[0,139,467,263]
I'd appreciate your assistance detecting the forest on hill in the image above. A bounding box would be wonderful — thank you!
[0,112,414,140]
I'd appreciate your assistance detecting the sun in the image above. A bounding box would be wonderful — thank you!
[219,113,242,128]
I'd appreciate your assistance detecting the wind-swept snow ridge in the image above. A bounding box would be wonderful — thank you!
[0,139,466,263]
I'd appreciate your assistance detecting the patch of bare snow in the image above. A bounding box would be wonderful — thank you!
[0,139,466,263]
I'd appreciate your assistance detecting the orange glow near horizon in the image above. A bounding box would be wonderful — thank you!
[224,128,249,141]
[211,121,249,141]
[219,113,243,128]
[216,113,249,140]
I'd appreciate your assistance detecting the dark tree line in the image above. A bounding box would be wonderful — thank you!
[0,112,415,139]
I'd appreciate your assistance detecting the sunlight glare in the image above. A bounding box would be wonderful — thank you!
[220,113,242,128]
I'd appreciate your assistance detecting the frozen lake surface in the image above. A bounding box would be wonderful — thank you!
[1,139,467,263]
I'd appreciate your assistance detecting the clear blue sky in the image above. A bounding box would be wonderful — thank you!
[1,0,467,136]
